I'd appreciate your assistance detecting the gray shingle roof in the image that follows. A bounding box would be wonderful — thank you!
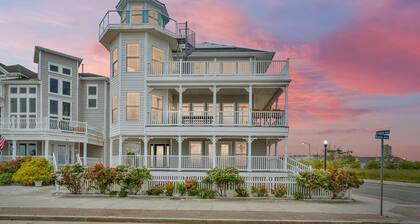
[0,63,37,79]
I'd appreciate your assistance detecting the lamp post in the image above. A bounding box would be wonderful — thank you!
[301,142,311,159]
[323,140,328,170]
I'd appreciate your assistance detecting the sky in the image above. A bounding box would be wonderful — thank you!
[0,0,419,160]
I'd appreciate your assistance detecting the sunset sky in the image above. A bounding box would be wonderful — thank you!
[0,0,419,160]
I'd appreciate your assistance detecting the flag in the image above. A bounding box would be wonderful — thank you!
[0,135,6,152]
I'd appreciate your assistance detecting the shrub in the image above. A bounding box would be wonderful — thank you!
[0,157,32,174]
[235,187,249,197]
[414,161,420,169]
[196,189,216,199]
[385,162,397,170]
[271,185,287,198]
[12,158,53,186]
[293,192,304,200]
[147,184,164,195]
[84,164,118,194]
[202,167,244,197]
[116,167,152,195]
[325,168,364,199]
[118,190,128,197]
[296,169,328,199]
[0,173,13,185]
[185,179,199,196]
[349,161,361,169]
[164,182,175,196]
[251,184,268,197]
[176,183,187,196]
[399,161,415,169]
[366,160,380,169]
[57,163,85,194]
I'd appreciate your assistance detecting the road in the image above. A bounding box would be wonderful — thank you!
[353,181,420,204]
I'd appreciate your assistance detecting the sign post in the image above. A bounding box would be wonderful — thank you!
[375,130,390,216]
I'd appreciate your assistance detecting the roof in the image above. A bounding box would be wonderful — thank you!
[0,63,38,79]
[116,0,169,16]
[79,73,108,80]
[34,46,83,65]
[195,42,274,53]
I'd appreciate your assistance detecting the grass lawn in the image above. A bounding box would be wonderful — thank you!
[352,169,420,183]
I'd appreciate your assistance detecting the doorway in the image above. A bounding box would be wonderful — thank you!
[152,144,168,168]
[56,145,70,165]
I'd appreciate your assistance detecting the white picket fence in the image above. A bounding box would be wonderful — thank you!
[55,174,350,199]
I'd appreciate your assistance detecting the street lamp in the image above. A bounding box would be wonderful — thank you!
[323,140,328,170]
[301,142,311,159]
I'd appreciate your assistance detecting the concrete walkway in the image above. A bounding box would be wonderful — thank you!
[0,186,418,223]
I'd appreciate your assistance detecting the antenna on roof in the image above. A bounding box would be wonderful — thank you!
[81,64,84,73]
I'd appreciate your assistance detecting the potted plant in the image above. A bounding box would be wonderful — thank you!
[34,180,43,187]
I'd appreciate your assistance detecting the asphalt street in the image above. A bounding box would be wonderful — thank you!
[353,181,420,204]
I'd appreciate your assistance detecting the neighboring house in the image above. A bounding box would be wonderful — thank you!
[0,0,311,177]
[356,156,405,168]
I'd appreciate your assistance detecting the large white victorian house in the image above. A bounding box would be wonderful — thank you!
[0,0,310,177]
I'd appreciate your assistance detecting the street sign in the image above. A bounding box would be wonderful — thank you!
[376,130,390,135]
[375,135,389,140]
[375,129,390,217]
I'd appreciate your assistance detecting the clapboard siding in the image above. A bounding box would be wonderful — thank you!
[79,80,106,130]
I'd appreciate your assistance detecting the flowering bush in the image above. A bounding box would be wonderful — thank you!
[271,185,287,198]
[251,184,268,197]
[296,169,329,199]
[325,168,364,199]
[185,179,199,196]
[203,167,244,197]
[57,164,85,194]
[116,166,152,195]
[164,182,175,196]
[0,157,32,174]
[84,164,118,194]
[12,158,53,186]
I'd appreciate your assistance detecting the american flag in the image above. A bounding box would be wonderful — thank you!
[0,135,6,152]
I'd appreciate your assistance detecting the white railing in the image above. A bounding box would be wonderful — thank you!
[148,156,178,169]
[146,111,286,127]
[81,157,103,167]
[0,155,14,162]
[148,60,289,76]
[252,156,284,170]
[0,117,88,135]
[287,157,312,174]
[0,155,53,164]
[216,156,248,170]
[181,156,212,169]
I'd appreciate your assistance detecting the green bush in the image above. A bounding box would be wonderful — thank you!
[12,158,53,186]
[176,182,187,196]
[325,168,363,199]
[57,164,85,194]
[196,189,216,199]
[0,173,13,185]
[118,190,128,197]
[202,167,244,197]
[398,161,415,169]
[235,187,249,197]
[164,182,175,196]
[251,184,268,197]
[293,192,304,200]
[414,162,420,169]
[146,184,164,195]
[385,162,397,170]
[116,167,152,195]
[296,169,328,199]
[349,161,361,169]
[185,179,199,196]
[271,185,287,198]
[366,160,380,169]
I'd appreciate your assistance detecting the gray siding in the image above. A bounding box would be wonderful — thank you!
[79,79,107,130]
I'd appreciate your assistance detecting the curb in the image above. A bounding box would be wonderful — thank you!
[364,179,420,188]
[0,215,400,224]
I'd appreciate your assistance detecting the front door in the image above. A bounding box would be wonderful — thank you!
[57,145,69,165]
[153,144,167,168]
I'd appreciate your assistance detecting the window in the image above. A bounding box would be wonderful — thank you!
[112,48,119,77]
[209,61,220,74]
[190,142,202,156]
[238,61,251,74]
[112,96,118,123]
[49,64,59,73]
[87,85,97,109]
[9,86,37,119]
[29,87,36,94]
[10,87,17,94]
[10,98,17,113]
[50,78,59,93]
[238,103,249,125]
[20,98,27,113]
[193,62,206,74]
[220,143,230,156]
[20,88,27,94]
[126,43,139,72]
[62,67,71,75]
[49,100,58,115]
[151,95,163,123]
[152,47,164,74]
[131,4,143,24]
[62,81,71,96]
[222,62,236,74]
[62,102,71,118]
[126,93,140,121]
[149,10,159,25]
[29,98,36,113]
[235,142,247,155]
[222,103,235,124]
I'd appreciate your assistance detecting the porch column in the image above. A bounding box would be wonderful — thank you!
[178,86,183,126]
[12,140,17,160]
[44,140,49,158]
[285,86,289,126]
[247,136,255,172]
[211,136,218,168]
[118,136,123,165]
[212,86,217,126]
[177,136,184,171]
[109,138,113,167]
[283,138,288,170]
[143,136,148,168]
[248,85,253,126]
[70,144,75,164]
[83,142,87,166]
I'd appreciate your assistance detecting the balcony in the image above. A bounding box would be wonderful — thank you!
[147,60,289,77]
[0,117,104,140]
[147,110,286,127]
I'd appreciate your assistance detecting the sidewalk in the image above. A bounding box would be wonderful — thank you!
[0,186,417,223]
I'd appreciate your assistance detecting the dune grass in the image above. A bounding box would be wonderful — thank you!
[352,169,420,183]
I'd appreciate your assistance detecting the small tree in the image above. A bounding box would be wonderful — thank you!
[366,160,380,169]
[57,164,85,194]
[296,169,328,199]
[203,167,244,197]
[385,162,397,170]
[116,167,152,195]
[325,168,364,199]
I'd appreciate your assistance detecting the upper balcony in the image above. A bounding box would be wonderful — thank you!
[99,9,195,49]
[146,60,289,82]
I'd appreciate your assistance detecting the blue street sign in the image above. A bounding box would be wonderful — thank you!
[376,135,389,140]
[376,130,390,135]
